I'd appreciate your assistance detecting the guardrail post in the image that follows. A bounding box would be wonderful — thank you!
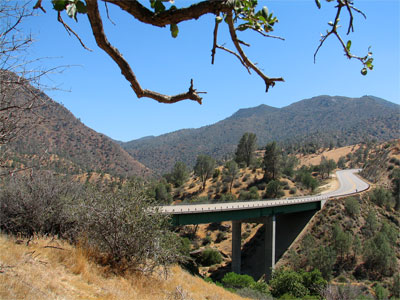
[232,220,242,274]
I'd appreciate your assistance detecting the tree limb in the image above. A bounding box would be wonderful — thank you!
[103,0,232,27]
[226,11,284,92]
[86,0,205,104]
[211,17,219,65]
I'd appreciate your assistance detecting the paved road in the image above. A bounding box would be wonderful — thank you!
[160,169,369,214]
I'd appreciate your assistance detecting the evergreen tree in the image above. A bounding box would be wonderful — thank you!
[165,161,189,187]
[234,132,257,167]
[263,141,281,182]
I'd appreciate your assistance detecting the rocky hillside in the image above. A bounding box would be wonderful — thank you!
[122,95,400,174]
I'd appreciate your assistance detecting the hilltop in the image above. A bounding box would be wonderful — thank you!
[121,95,400,174]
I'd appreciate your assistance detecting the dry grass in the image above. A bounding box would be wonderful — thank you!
[298,145,360,166]
[0,234,247,300]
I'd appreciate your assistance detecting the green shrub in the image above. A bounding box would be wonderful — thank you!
[202,235,212,246]
[344,197,360,217]
[222,272,255,289]
[269,268,309,299]
[374,284,389,300]
[220,193,236,202]
[197,248,222,266]
[215,231,227,243]
[265,180,284,198]
[369,187,394,208]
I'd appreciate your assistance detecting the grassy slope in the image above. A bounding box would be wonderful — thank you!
[0,235,248,300]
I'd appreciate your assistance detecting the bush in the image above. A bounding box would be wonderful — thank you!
[289,187,297,195]
[202,235,212,246]
[265,180,284,199]
[222,272,255,289]
[269,268,309,299]
[369,187,394,208]
[197,248,222,266]
[220,193,236,202]
[236,287,272,300]
[374,284,389,300]
[215,231,227,243]
[0,172,80,238]
[344,197,360,217]
[79,179,181,273]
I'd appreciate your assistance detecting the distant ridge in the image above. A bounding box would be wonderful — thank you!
[121,95,400,174]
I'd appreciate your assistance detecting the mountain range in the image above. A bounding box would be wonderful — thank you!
[3,78,399,178]
[121,95,399,174]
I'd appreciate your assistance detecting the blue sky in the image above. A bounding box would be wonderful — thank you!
[23,1,399,141]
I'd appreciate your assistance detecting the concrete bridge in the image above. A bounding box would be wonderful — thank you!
[161,169,369,279]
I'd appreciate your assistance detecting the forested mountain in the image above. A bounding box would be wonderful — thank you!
[121,95,399,174]
[3,80,151,178]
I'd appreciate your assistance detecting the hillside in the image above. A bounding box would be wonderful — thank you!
[2,74,151,178]
[0,235,245,300]
[121,95,400,174]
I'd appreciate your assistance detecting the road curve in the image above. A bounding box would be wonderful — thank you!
[160,169,369,215]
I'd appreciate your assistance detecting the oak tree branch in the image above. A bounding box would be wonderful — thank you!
[86,0,204,104]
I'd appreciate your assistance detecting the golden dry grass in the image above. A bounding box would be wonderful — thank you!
[298,145,360,166]
[0,234,247,300]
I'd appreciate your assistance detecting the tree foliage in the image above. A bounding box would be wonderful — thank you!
[263,141,281,182]
[223,160,239,193]
[234,132,257,167]
[194,154,215,191]
[165,161,189,187]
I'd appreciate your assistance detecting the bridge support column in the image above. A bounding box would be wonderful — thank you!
[232,220,242,274]
[264,214,276,280]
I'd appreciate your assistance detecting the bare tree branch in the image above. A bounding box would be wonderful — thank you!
[226,11,284,92]
[57,12,92,51]
[216,45,251,74]
[86,0,205,104]
[211,17,219,65]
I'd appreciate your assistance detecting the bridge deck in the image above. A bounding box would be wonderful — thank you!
[160,169,369,226]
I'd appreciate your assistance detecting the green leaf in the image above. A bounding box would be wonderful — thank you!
[261,6,269,19]
[361,68,368,76]
[154,0,165,13]
[346,40,351,51]
[52,0,67,11]
[315,0,321,9]
[366,58,374,70]
[76,1,87,14]
[215,16,223,24]
[170,23,179,38]
[66,2,77,21]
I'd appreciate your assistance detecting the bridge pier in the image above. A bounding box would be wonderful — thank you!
[264,215,276,279]
[231,215,277,278]
[232,220,242,274]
